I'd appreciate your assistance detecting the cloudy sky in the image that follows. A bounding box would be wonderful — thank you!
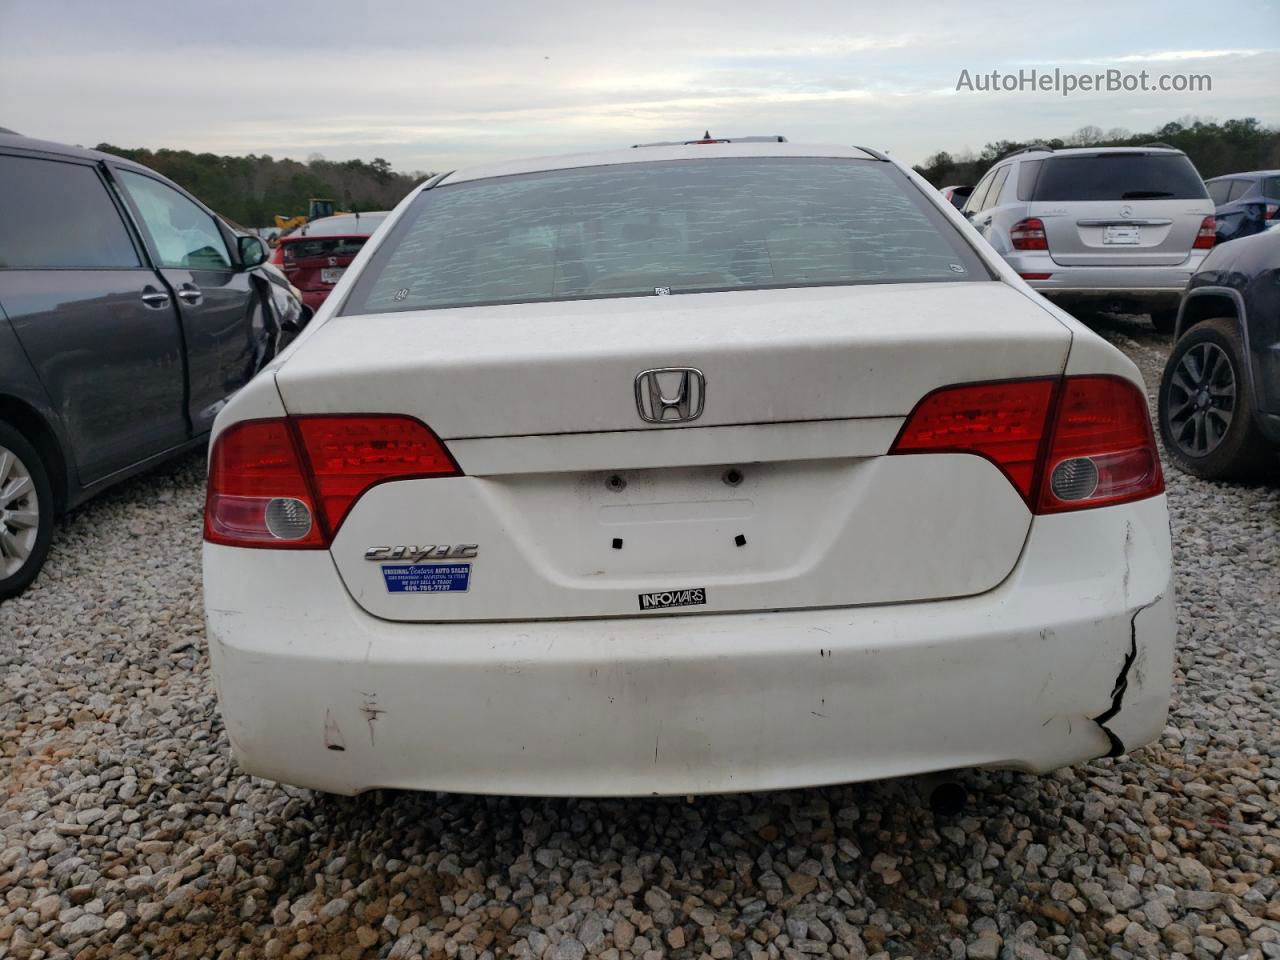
[1,0,1276,173]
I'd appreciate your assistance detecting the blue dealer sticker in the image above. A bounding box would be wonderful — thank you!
[381,563,471,593]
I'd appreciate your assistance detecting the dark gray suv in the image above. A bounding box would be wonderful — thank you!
[0,133,305,597]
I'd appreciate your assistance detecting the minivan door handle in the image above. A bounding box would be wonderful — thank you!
[176,283,203,305]
[140,286,170,308]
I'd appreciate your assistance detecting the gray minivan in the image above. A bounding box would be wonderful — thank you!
[962,146,1215,332]
[0,133,305,597]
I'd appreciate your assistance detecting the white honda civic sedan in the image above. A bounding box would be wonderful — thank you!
[202,140,1174,797]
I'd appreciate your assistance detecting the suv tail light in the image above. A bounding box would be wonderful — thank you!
[1010,218,1048,251]
[1193,216,1217,249]
[1265,204,1277,220]
[891,376,1163,514]
[205,416,460,549]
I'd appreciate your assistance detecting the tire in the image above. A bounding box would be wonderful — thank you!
[1158,318,1268,481]
[0,421,55,600]
[1150,308,1177,335]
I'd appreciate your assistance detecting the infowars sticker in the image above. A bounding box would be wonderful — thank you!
[638,587,706,611]
[381,563,471,593]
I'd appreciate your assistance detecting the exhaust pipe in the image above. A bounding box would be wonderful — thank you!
[918,772,968,815]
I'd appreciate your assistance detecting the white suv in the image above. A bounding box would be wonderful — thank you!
[962,146,1215,332]
[202,142,1174,797]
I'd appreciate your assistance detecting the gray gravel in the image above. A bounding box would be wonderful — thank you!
[1,321,1277,960]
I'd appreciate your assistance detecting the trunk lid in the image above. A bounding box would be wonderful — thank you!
[276,282,1072,621]
[281,235,371,291]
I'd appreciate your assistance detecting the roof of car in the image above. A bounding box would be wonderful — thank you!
[443,142,881,185]
[1205,170,1280,181]
[998,145,1189,163]
[291,212,391,237]
[0,131,158,175]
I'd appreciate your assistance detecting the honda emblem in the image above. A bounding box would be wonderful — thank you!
[634,367,705,423]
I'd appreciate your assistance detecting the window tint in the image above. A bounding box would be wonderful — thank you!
[0,154,139,269]
[981,166,1011,211]
[1263,177,1280,200]
[1016,160,1043,201]
[116,170,231,270]
[1205,180,1231,205]
[344,158,989,315]
[1225,179,1253,202]
[1032,153,1208,202]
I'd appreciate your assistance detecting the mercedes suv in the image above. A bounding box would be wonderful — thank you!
[962,145,1215,332]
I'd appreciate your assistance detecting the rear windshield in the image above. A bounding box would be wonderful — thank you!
[285,237,370,259]
[1264,177,1280,200]
[342,158,989,315]
[1032,153,1208,202]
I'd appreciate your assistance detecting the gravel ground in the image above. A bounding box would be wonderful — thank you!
[1,320,1277,960]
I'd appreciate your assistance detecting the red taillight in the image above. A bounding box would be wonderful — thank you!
[1264,204,1277,220]
[890,379,1056,502]
[205,415,460,549]
[1018,273,1053,280]
[204,420,325,548]
[293,416,459,534]
[1036,376,1163,513]
[891,376,1163,514]
[1010,218,1048,251]
[1193,216,1217,249]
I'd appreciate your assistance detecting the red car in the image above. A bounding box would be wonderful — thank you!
[270,212,388,311]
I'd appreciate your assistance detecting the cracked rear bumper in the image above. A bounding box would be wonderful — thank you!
[204,497,1174,796]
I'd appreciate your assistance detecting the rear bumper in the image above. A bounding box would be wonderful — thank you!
[1008,255,1202,304]
[204,497,1174,796]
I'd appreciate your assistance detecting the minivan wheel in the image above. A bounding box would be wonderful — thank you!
[0,421,54,600]
[1158,318,1267,481]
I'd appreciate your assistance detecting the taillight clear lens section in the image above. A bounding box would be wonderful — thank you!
[1193,216,1217,249]
[293,415,459,534]
[204,420,325,548]
[891,375,1164,514]
[1010,217,1048,251]
[204,415,459,549]
[1035,376,1163,513]
[890,379,1056,503]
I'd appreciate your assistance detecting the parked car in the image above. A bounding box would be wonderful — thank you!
[1205,171,1280,244]
[269,212,389,311]
[962,145,1215,333]
[1157,227,1280,480]
[203,140,1174,797]
[0,132,306,598]
[939,184,973,209]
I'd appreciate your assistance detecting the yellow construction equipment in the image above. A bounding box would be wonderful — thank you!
[272,198,349,235]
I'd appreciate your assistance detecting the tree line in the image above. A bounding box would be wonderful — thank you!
[98,116,1277,225]
[913,117,1280,187]
[95,145,433,227]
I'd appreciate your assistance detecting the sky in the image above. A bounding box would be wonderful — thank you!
[1,0,1277,173]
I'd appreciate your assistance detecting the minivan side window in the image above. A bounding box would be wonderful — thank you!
[0,154,140,269]
[1205,180,1231,205]
[116,170,231,270]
